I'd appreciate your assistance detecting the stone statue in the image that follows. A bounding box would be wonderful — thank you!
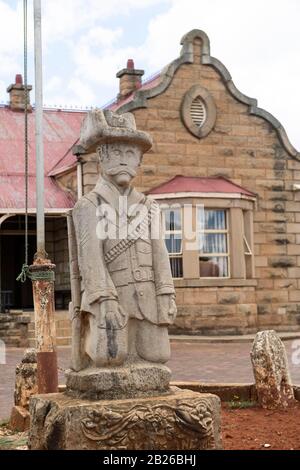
[67,109,177,381]
[29,109,221,451]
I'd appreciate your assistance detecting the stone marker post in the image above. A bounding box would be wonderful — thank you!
[9,349,38,432]
[251,330,295,409]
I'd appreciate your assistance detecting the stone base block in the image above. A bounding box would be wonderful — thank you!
[65,361,171,400]
[29,388,222,450]
[9,406,30,432]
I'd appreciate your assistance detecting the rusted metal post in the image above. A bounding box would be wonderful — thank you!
[31,0,58,393]
[30,259,58,393]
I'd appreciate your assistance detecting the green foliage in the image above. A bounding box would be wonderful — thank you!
[0,423,28,450]
[0,435,27,450]
[228,395,257,409]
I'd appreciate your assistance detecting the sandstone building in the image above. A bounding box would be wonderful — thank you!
[1,29,300,344]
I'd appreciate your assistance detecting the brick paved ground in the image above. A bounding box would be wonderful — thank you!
[1,341,299,421]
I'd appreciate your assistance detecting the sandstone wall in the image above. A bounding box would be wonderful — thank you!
[45,217,70,309]
[0,312,30,347]
[53,218,70,293]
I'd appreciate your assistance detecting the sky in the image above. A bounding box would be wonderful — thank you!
[0,0,299,149]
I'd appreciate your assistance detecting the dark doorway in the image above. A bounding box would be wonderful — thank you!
[0,215,36,310]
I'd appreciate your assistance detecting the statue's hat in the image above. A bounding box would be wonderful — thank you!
[73,109,152,155]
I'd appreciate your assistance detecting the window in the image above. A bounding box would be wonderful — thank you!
[163,208,183,278]
[197,208,229,278]
[154,178,256,284]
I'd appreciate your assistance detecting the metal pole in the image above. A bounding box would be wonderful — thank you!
[32,0,58,394]
[34,0,45,258]
[77,162,83,199]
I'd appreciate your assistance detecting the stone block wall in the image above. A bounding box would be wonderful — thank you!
[56,169,77,199]
[170,283,258,335]
[53,218,70,292]
[46,217,71,308]
[81,154,100,194]
[45,218,55,263]
[0,312,30,347]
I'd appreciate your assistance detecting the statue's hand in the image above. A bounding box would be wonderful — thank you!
[157,294,177,325]
[98,299,127,330]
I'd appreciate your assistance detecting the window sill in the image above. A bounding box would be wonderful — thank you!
[174,278,257,288]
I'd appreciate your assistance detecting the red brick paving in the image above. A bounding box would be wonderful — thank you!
[0,341,299,421]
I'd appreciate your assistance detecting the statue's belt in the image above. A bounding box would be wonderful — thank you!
[111,267,154,283]
[104,201,159,265]
[131,267,154,282]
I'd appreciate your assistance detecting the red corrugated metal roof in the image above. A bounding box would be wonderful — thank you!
[147,176,256,197]
[0,175,74,210]
[0,106,85,211]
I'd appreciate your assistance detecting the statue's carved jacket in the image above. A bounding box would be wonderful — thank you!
[72,177,175,325]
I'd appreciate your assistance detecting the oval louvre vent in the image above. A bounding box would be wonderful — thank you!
[181,85,216,138]
[190,96,206,127]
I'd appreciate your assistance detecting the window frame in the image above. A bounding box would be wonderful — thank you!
[162,207,184,279]
[156,195,255,284]
[197,208,231,279]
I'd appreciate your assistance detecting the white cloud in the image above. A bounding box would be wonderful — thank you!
[67,77,96,106]
[0,1,23,90]
[72,25,124,84]
[0,1,22,54]
[43,75,96,107]
[78,26,123,49]
[0,0,299,149]
[0,0,33,101]
[44,75,62,94]
[0,80,6,104]
[42,0,168,43]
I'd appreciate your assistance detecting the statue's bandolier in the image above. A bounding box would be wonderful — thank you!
[84,193,159,265]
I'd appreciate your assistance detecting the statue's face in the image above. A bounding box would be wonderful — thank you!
[99,143,142,188]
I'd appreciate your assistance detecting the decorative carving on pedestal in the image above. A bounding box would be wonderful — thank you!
[81,398,214,450]
[29,390,221,450]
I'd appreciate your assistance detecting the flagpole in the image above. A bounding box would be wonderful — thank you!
[33,0,45,257]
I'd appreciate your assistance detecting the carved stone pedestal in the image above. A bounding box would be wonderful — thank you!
[28,388,222,450]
